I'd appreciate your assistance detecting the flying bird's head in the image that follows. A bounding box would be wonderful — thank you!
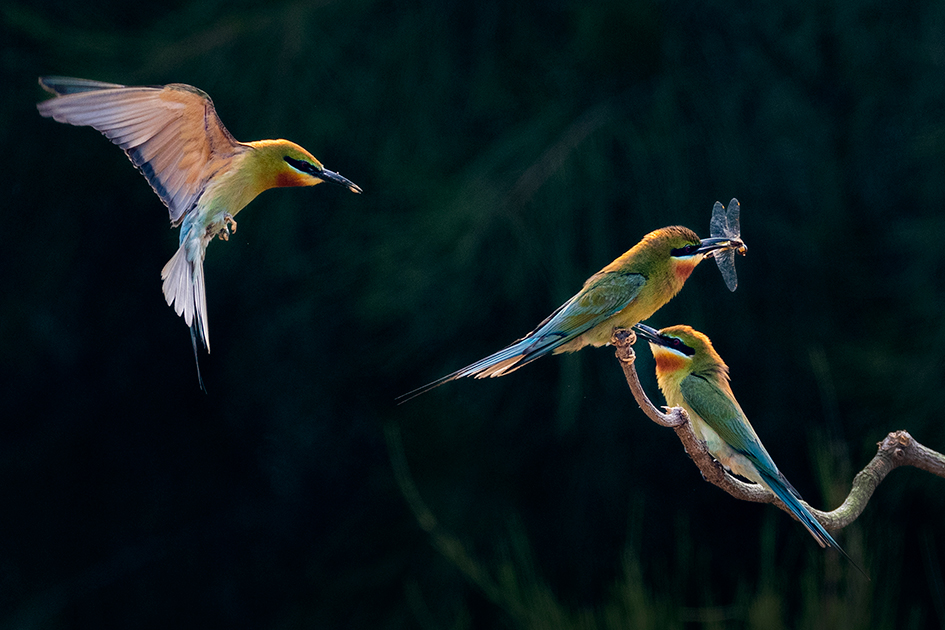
[250,139,362,193]
[633,323,728,380]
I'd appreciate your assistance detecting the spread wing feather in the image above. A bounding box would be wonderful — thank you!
[37,76,246,225]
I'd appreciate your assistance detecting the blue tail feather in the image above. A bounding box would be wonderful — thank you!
[759,470,837,549]
[758,470,868,578]
[396,335,550,404]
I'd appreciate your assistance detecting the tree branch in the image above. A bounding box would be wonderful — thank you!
[611,328,945,531]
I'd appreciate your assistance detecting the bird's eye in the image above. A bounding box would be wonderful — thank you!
[670,243,700,257]
[284,156,318,175]
[662,336,694,356]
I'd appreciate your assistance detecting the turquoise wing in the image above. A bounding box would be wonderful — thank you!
[525,271,646,348]
[679,374,781,478]
[680,374,854,555]
[396,271,645,401]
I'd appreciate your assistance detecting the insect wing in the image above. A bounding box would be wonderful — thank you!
[710,198,741,240]
[724,198,741,238]
[710,201,729,239]
[710,198,741,292]
[716,249,738,291]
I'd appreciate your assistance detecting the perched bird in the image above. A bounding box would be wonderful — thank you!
[398,226,742,402]
[633,323,859,564]
[36,76,361,370]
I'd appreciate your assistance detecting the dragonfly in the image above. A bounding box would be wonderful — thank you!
[709,198,748,291]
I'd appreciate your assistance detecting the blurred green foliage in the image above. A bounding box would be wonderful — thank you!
[1,0,944,627]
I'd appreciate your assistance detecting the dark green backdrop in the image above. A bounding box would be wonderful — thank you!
[2,0,944,628]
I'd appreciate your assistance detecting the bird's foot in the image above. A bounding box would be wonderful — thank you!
[217,214,238,241]
[611,328,637,364]
[611,328,637,346]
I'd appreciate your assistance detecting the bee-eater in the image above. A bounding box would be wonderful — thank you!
[398,226,743,402]
[36,76,361,360]
[633,323,855,559]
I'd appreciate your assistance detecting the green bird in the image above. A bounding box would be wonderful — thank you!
[399,226,743,401]
[634,323,863,570]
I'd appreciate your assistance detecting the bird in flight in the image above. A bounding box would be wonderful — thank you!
[37,76,361,385]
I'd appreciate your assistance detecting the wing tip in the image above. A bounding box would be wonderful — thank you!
[37,76,126,96]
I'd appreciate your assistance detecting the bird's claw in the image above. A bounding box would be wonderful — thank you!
[217,214,238,241]
[611,328,637,346]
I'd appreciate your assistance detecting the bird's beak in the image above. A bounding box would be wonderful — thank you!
[632,323,663,345]
[696,236,747,258]
[318,168,362,194]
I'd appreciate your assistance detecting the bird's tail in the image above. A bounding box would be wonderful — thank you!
[161,240,210,355]
[396,335,551,404]
[758,470,868,578]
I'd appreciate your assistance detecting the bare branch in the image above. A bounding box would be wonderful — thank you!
[611,328,945,531]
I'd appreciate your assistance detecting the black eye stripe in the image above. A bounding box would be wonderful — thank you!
[670,243,700,257]
[284,156,318,175]
[662,336,695,356]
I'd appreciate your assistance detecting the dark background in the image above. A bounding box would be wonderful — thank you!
[2,0,944,628]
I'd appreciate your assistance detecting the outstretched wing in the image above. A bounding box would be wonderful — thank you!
[37,76,246,225]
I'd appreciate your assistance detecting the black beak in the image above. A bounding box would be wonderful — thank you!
[319,168,362,194]
[696,236,746,257]
[632,323,663,345]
